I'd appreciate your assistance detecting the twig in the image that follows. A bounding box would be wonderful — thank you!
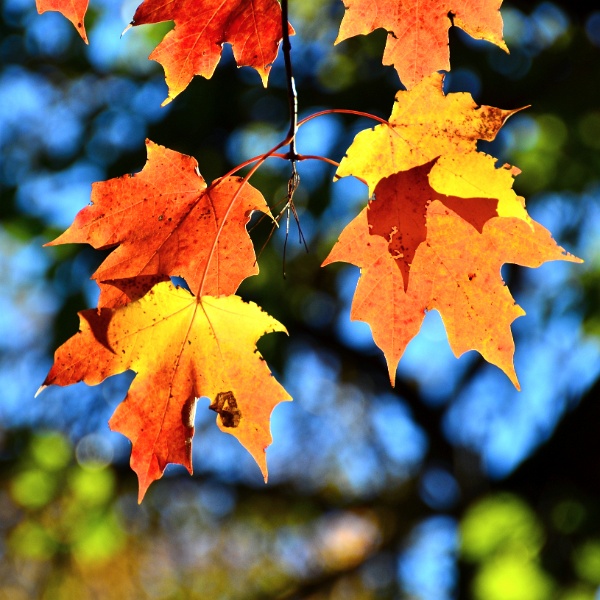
[281,0,298,163]
[297,108,391,129]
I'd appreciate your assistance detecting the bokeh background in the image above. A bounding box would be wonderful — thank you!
[1,0,600,598]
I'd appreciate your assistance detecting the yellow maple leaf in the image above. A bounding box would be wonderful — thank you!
[337,73,528,222]
[39,281,291,501]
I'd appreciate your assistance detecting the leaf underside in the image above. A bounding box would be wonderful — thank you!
[42,283,291,502]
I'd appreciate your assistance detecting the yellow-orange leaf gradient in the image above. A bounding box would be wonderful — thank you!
[338,73,527,224]
[323,162,581,388]
[39,282,291,501]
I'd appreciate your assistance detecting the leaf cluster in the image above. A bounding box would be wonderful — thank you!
[36,0,580,500]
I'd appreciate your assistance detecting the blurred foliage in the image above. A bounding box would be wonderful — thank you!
[1,0,600,598]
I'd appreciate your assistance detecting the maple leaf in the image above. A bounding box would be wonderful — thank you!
[48,140,270,309]
[323,161,582,388]
[338,73,529,223]
[129,0,293,104]
[336,0,507,88]
[39,281,291,501]
[36,0,89,43]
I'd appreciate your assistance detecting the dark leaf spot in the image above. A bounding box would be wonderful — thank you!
[209,391,241,428]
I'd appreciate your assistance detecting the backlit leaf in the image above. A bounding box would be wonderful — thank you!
[40,281,291,501]
[337,73,527,223]
[48,140,270,308]
[130,0,293,104]
[323,162,581,387]
[336,0,507,88]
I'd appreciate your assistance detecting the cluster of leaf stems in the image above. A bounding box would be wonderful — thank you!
[218,0,390,275]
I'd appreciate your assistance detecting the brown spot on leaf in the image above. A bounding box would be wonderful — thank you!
[209,391,241,428]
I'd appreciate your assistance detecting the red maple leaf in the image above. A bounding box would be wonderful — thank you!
[48,140,271,308]
[130,0,294,103]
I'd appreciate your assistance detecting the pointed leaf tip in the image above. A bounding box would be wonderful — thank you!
[36,0,89,43]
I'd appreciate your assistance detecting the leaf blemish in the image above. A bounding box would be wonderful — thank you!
[209,391,242,428]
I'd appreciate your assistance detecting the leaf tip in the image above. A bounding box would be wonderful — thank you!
[387,361,397,388]
[503,363,520,391]
[34,385,47,398]
[568,253,584,264]
[135,466,163,504]
[511,372,521,391]
[253,450,269,483]
[137,485,148,504]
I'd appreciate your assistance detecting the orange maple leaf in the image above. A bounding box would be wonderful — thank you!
[336,0,507,88]
[39,281,291,501]
[323,161,581,388]
[36,0,89,43]
[48,140,270,309]
[129,0,293,104]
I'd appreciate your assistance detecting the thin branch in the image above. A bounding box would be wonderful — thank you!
[220,152,289,181]
[297,154,369,186]
[198,138,291,296]
[298,108,390,129]
[281,0,298,162]
[297,154,340,168]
